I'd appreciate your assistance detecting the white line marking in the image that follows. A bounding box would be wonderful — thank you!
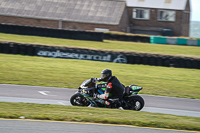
[38,91,57,96]
[38,91,49,96]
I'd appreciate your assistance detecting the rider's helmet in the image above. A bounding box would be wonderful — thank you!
[101,69,112,82]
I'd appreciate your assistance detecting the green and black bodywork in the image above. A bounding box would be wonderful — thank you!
[70,78,145,111]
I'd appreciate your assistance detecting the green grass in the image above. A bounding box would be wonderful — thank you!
[0,33,200,131]
[0,33,200,57]
[0,53,200,99]
[0,102,199,131]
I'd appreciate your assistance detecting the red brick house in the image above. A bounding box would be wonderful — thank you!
[0,0,190,36]
[126,0,191,36]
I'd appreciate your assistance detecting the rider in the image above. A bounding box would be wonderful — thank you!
[95,69,125,108]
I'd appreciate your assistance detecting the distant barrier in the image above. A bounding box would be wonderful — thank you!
[0,23,151,43]
[103,33,150,43]
[1,23,199,46]
[0,42,199,69]
[150,36,200,46]
[0,23,103,42]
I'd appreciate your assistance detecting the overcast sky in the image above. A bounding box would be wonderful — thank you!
[191,0,200,21]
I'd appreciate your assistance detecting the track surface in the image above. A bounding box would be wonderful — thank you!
[0,84,200,117]
[0,84,199,133]
[0,119,196,133]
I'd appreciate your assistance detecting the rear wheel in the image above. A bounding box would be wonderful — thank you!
[70,93,90,106]
[126,95,144,111]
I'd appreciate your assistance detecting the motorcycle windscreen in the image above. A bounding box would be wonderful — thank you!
[80,78,94,88]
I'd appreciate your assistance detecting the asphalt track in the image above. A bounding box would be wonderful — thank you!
[0,84,200,117]
[0,84,200,133]
[0,119,197,133]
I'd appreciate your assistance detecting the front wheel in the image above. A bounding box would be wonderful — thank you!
[70,93,90,106]
[125,95,144,111]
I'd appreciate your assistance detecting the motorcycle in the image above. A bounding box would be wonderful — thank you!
[70,78,144,111]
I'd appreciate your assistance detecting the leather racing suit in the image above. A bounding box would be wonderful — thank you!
[98,76,125,106]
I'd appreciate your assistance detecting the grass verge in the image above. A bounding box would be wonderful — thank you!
[0,53,200,99]
[0,33,200,57]
[0,102,199,131]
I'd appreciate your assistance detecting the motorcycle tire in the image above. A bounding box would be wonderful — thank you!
[70,93,90,106]
[126,95,144,111]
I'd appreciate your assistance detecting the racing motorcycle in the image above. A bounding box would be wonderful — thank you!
[70,78,144,111]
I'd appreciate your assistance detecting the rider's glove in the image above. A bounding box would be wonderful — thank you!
[93,77,102,82]
[97,78,102,82]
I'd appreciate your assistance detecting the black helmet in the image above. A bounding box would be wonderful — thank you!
[101,69,112,81]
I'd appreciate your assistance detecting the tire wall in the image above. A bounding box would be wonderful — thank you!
[1,23,199,45]
[103,33,150,43]
[0,42,199,69]
[0,23,103,42]
[0,23,151,43]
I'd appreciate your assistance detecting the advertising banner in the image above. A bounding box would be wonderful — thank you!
[0,42,199,69]
[36,47,127,64]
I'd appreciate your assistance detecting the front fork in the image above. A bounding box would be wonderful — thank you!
[79,92,98,106]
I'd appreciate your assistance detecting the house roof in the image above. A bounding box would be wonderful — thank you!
[126,0,188,10]
[0,0,126,25]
